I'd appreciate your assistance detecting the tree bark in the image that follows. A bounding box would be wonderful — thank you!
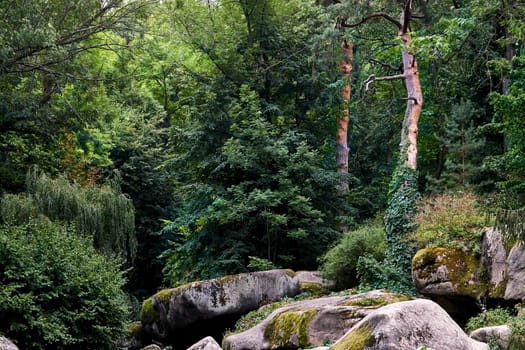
[398,2,423,170]
[337,39,352,192]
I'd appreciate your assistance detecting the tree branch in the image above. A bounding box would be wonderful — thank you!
[364,73,405,90]
[342,13,401,30]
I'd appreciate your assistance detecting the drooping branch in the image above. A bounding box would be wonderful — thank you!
[342,13,401,30]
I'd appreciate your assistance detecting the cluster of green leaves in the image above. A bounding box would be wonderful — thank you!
[466,306,525,350]
[0,169,136,264]
[320,219,385,290]
[0,220,129,350]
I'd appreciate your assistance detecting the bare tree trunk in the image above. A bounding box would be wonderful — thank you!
[337,39,352,191]
[399,5,423,170]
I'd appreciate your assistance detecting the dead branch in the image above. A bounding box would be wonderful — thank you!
[364,73,405,90]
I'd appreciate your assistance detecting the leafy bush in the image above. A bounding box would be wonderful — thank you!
[466,306,525,350]
[466,307,513,334]
[320,220,385,289]
[0,220,129,350]
[411,191,489,253]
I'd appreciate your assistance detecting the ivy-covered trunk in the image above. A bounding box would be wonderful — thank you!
[384,0,422,291]
[337,39,352,192]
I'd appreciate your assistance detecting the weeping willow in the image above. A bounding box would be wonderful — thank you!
[1,169,136,264]
[496,208,525,244]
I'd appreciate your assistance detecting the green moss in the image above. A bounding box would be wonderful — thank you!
[299,282,323,296]
[140,298,159,324]
[140,288,175,324]
[128,321,142,338]
[331,324,375,350]
[264,307,317,348]
[413,247,488,298]
[339,293,411,307]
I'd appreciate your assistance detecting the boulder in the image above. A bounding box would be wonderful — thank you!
[481,227,507,297]
[504,244,525,300]
[330,299,489,350]
[223,290,410,350]
[470,325,511,350]
[412,247,486,298]
[294,271,334,295]
[0,337,18,350]
[412,228,525,318]
[187,336,222,350]
[141,269,299,346]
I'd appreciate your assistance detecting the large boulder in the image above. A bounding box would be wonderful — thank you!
[412,228,525,322]
[0,337,18,350]
[141,269,299,347]
[330,299,489,350]
[504,243,525,299]
[223,290,410,350]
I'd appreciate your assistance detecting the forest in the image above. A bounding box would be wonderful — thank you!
[0,0,524,349]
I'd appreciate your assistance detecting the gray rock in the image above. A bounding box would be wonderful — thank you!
[141,269,299,342]
[329,299,488,350]
[0,337,18,350]
[481,227,507,297]
[294,271,335,293]
[187,336,222,350]
[470,325,511,350]
[505,243,525,300]
[223,290,410,350]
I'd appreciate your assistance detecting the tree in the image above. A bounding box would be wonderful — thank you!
[0,220,129,350]
[0,170,136,264]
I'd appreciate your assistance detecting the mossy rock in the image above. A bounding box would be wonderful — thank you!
[412,247,487,298]
[330,324,375,350]
[264,307,318,348]
[299,282,324,296]
[140,289,175,324]
[339,293,411,307]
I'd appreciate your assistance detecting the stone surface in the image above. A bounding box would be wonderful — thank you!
[412,228,525,304]
[470,325,511,350]
[504,243,525,300]
[223,290,410,350]
[481,227,507,297]
[412,247,485,298]
[294,271,334,294]
[330,299,489,350]
[187,336,222,350]
[0,337,18,350]
[141,269,299,344]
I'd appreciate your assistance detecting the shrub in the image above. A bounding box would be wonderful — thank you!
[320,220,385,289]
[466,307,513,334]
[411,191,489,253]
[0,220,129,350]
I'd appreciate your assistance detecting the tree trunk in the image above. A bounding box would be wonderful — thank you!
[337,39,352,191]
[398,7,423,170]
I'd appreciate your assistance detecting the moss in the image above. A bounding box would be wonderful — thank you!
[339,293,411,307]
[331,324,375,350]
[140,288,175,324]
[264,307,317,348]
[489,276,508,298]
[413,247,488,298]
[128,321,142,338]
[299,282,323,296]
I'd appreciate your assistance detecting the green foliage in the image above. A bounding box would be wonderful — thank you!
[248,256,278,272]
[0,220,129,350]
[466,307,513,334]
[466,306,525,350]
[320,220,386,289]
[381,164,419,294]
[411,191,489,253]
[0,169,136,264]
